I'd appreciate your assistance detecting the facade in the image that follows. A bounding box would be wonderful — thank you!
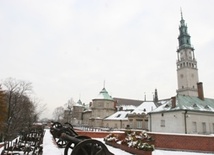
[64,99,85,125]
[82,110,92,126]
[72,104,84,125]
[149,13,214,134]
[103,111,130,129]
[149,94,214,134]
[63,109,72,123]
[89,87,116,127]
[128,101,156,130]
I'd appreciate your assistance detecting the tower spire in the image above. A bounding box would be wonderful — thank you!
[177,10,192,48]
[180,7,183,20]
[176,11,199,97]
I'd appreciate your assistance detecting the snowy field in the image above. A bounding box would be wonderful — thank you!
[0,129,213,155]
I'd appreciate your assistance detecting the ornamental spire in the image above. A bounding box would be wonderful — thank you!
[178,10,192,48]
[180,7,183,20]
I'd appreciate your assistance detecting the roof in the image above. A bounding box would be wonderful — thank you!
[73,100,84,107]
[149,95,214,114]
[93,87,113,101]
[117,105,137,111]
[77,99,82,105]
[104,111,130,121]
[113,97,143,106]
[131,101,157,114]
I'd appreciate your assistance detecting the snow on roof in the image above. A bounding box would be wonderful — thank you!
[131,101,157,114]
[72,99,84,107]
[105,111,130,120]
[150,95,214,113]
[117,105,137,111]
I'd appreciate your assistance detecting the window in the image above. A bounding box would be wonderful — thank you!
[161,120,165,127]
[193,104,198,108]
[115,123,118,128]
[129,122,132,128]
[202,122,206,133]
[116,114,121,118]
[137,121,142,129]
[204,105,210,109]
[192,122,197,133]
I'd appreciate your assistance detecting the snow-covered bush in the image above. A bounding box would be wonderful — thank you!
[104,130,155,151]
[104,133,119,143]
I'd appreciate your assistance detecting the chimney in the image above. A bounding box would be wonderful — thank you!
[197,82,204,100]
[171,96,176,108]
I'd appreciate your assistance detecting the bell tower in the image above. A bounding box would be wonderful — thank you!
[176,11,199,96]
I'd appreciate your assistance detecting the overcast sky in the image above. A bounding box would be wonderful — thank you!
[1,0,214,119]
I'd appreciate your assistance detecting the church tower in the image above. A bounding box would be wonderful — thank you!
[176,11,199,96]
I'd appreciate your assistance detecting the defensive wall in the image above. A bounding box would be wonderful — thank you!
[76,130,214,153]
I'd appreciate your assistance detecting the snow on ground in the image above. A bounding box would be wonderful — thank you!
[0,129,213,155]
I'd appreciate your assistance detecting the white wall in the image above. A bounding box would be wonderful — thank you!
[149,111,185,133]
[149,110,214,134]
[186,111,214,134]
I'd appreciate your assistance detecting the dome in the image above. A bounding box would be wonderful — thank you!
[93,87,113,101]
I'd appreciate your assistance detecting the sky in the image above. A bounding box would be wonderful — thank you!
[1,0,214,119]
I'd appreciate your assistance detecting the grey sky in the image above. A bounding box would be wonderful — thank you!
[1,0,214,118]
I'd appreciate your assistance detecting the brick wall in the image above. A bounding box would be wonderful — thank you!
[76,131,214,153]
[77,131,115,138]
[149,132,214,153]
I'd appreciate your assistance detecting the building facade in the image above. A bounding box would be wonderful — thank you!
[89,87,116,127]
[149,13,214,134]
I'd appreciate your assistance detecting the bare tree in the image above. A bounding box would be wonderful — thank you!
[3,78,38,140]
[52,106,64,122]
[0,85,7,142]
[32,97,47,121]
[65,98,76,111]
